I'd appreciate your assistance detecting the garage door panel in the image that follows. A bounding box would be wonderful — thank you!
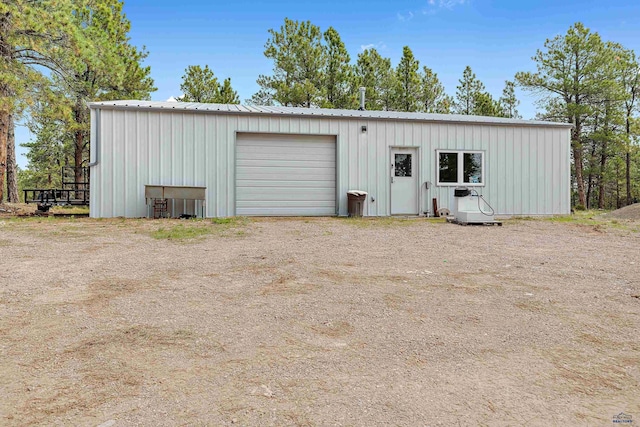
[236,138,335,149]
[236,133,336,216]
[237,187,335,201]
[236,207,335,216]
[236,168,335,181]
[237,180,335,188]
[237,151,333,162]
[237,200,336,207]
[236,159,335,168]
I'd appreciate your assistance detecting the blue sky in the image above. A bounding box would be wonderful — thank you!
[14,0,640,168]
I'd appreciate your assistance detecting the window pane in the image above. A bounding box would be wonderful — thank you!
[395,154,412,177]
[439,153,458,183]
[463,153,483,184]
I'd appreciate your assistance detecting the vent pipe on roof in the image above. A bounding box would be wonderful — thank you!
[358,87,366,111]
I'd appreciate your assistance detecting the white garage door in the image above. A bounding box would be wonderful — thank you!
[236,133,336,216]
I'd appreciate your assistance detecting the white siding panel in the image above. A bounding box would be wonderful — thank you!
[89,107,572,218]
[235,133,336,216]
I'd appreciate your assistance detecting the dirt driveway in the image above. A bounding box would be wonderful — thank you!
[0,216,639,426]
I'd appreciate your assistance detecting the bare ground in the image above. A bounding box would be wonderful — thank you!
[603,202,640,220]
[0,216,639,426]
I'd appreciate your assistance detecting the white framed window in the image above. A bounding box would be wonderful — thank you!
[436,150,485,186]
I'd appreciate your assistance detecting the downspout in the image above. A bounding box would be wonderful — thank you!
[88,108,100,167]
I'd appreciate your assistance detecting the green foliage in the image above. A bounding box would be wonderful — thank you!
[322,27,355,109]
[517,22,639,208]
[499,81,521,118]
[218,78,240,104]
[516,23,610,206]
[178,65,238,104]
[354,48,395,111]
[254,18,325,107]
[419,66,451,114]
[393,46,421,112]
[473,92,503,117]
[0,0,87,202]
[252,20,510,117]
[455,66,485,115]
[180,65,219,102]
[18,0,155,196]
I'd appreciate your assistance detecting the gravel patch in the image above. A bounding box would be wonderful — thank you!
[0,217,639,426]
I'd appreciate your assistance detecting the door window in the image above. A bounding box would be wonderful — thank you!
[395,154,412,177]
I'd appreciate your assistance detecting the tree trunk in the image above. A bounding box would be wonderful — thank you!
[616,162,621,209]
[73,103,84,200]
[586,176,592,209]
[626,152,631,205]
[626,117,632,206]
[6,114,18,202]
[572,123,586,207]
[598,143,607,209]
[0,110,8,203]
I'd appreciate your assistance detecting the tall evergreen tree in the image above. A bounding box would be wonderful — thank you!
[20,0,154,196]
[516,22,611,207]
[254,18,325,107]
[617,49,640,205]
[218,78,240,104]
[419,66,451,113]
[499,80,521,119]
[355,48,395,111]
[455,66,485,115]
[0,0,84,202]
[393,46,421,112]
[473,92,503,117]
[52,0,155,191]
[179,65,220,103]
[323,27,355,109]
[179,66,239,104]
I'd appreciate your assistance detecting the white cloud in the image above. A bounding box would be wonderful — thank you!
[419,0,468,16]
[360,42,387,52]
[439,0,466,9]
[397,11,414,21]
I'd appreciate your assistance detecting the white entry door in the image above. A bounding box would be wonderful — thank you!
[391,147,418,215]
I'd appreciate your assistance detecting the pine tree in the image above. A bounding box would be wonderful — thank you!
[473,92,503,117]
[53,0,155,192]
[617,49,640,205]
[255,18,325,107]
[393,46,421,112]
[0,0,84,202]
[180,65,221,103]
[419,66,451,113]
[499,80,521,118]
[455,66,485,115]
[218,78,240,104]
[323,27,355,109]
[355,48,395,111]
[516,22,611,207]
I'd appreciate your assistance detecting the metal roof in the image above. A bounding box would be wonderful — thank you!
[87,100,573,128]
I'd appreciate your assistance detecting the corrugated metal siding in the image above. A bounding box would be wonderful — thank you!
[90,109,571,218]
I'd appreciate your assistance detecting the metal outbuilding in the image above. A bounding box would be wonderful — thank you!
[88,100,572,218]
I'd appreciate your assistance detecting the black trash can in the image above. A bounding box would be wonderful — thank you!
[347,191,367,217]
